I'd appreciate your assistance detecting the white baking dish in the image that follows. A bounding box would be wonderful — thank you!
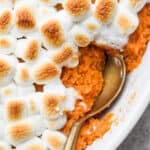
[87,43,150,150]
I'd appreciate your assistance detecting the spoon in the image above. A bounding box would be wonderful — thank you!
[64,55,126,150]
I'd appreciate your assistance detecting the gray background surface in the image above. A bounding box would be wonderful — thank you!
[118,104,150,150]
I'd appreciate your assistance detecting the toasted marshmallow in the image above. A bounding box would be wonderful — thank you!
[4,98,27,122]
[61,87,80,111]
[40,18,65,49]
[45,115,67,130]
[16,85,35,98]
[16,137,46,150]
[44,79,66,97]
[0,35,16,55]
[113,4,139,36]
[0,8,13,34]
[32,60,60,85]
[0,83,17,102]
[26,93,41,115]
[38,0,60,6]
[64,0,91,21]
[0,55,17,86]
[42,130,67,150]
[13,0,37,36]
[6,120,35,146]
[0,141,11,150]
[94,0,117,23]
[14,63,33,85]
[40,93,64,120]
[81,16,100,34]
[70,25,92,47]
[28,115,46,136]
[15,38,41,63]
[122,0,147,13]
[52,43,74,65]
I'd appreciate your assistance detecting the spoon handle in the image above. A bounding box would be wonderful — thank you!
[64,121,83,150]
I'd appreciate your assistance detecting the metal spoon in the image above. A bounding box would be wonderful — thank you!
[64,55,126,150]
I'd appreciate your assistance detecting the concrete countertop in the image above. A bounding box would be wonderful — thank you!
[118,104,150,150]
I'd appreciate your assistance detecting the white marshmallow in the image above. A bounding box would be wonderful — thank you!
[44,114,67,130]
[61,87,81,111]
[14,63,34,85]
[122,0,147,13]
[0,35,16,55]
[42,130,67,150]
[16,84,35,98]
[38,0,61,6]
[0,141,11,150]
[0,82,17,102]
[28,115,46,136]
[0,54,17,86]
[0,120,5,139]
[113,4,139,36]
[16,137,47,150]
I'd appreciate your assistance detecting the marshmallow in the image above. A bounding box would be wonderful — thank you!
[5,120,35,146]
[13,0,38,36]
[0,35,16,55]
[0,54,17,86]
[40,93,64,120]
[14,63,33,85]
[15,37,41,63]
[0,82,17,102]
[64,0,91,21]
[0,141,11,150]
[42,130,67,150]
[94,0,117,23]
[113,4,139,36]
[70,25,93,47]
[45,114,67,130]
[4,98,27,122]
[122,0,147,13]
[38,0,61,6]
[32,60,60,85]
[16,137,47,150]
[0,8,13,34]
[0,120,5,139]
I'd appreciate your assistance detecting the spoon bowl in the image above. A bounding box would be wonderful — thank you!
[64,55,126,150]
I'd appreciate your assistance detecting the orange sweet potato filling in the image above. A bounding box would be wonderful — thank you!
[60,4,150,150]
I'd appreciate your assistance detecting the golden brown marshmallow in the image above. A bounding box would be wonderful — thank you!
[0,9,12,34]
[7,122,34,144]
[0,38,10,49]
[95,0,117,23]
[0,59,10,79]
[41,19,65,48]
[6,99,25,121]
[64,0,90,17]
[15,6,36,31]
[33,62,59,83]
[42,94,61,116]
[24,40,39,61]
[53,44,73,64]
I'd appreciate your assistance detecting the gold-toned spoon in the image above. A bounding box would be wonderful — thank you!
[64,55,126,150]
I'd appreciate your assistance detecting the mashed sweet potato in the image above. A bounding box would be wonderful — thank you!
[61,4,150,150]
